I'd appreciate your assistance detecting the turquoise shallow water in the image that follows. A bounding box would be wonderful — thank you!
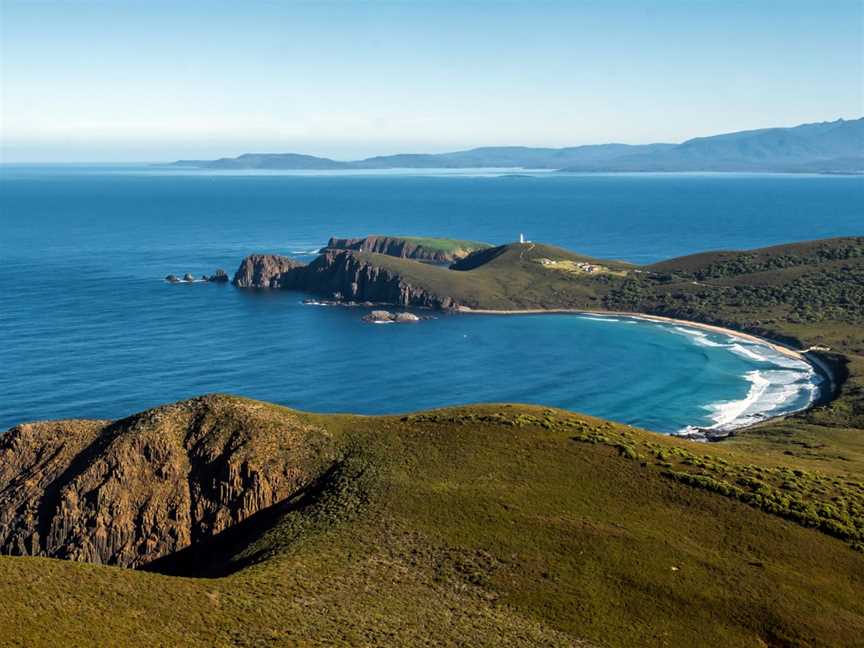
[2,166,859,432]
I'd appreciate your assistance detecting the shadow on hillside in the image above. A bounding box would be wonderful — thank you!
[142,461,344,579]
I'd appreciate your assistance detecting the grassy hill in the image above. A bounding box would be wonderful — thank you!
[333,241,634,310]
[2,395,863,646]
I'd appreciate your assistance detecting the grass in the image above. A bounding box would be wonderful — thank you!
[1,396,863,646]
[386,236,492,253]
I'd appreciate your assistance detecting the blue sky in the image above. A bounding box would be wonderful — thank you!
[1,0,861,162]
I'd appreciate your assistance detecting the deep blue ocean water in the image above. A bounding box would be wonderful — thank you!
[1,166,861,433]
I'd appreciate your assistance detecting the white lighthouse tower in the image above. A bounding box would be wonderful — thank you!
[519,233,526,244]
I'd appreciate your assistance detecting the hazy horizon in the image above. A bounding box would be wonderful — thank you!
[1,0,862,162]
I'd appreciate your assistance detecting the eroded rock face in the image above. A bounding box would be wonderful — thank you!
[232,255,306,288]
[233,251,460,310]
[301,251,458,309]
[0,396,336,568]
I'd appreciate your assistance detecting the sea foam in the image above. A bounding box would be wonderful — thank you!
[669,324,821,437]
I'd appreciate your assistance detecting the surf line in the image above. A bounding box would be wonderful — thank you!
[455,306,837,428]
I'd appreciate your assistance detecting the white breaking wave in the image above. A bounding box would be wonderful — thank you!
[677,367,821,437]
[727,343,770,362]
[705,370,771,429]
[672,326,725,347]
[667,323,822,437]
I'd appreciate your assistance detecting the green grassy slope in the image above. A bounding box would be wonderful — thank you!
[1,397,863,647]
[385,235,492,253]
[347,242,633,309]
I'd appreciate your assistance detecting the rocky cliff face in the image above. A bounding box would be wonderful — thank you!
[301,251,458,308]
[232,251,459,309]
[232,254,305,288]
[322,236,482,263]
[0,396,336,568]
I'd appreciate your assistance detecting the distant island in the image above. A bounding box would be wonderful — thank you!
[172,117,863,173]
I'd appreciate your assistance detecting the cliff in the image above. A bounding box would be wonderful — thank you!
[233,251,459,309]
[0,395,336,567]
[300,251,458,308]
[321,235,491,263]
[232,254,305,288]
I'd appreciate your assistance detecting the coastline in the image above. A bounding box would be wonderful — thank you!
[455,305,836,434]
[457,306,806,359]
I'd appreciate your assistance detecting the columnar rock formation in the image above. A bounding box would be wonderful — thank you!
[232,251,459,309]
[232,254,305,288]
[0,396,336,567]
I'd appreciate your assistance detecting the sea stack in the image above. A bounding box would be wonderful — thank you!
[232,254,305,288]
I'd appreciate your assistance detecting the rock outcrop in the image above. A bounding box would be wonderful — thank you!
[233,251,460,309]
[300,251,459,309]
[321,236,489,263]
[0,395,336,568]
[205,269,229,283]
[361,310,421,323]
[232,254,306,288]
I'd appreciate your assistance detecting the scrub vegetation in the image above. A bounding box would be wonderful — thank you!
[2,397,864,647]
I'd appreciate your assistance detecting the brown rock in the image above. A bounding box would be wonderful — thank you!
[232,255,305,288]
[0,396,336,568]
[362,310,394,322]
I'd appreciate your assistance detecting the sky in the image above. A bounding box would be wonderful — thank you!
[1,0,862,162]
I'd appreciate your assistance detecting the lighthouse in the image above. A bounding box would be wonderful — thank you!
[519,233,525,244]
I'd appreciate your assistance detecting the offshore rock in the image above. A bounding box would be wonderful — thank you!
[362,310,395,323]
[206,269,229,283]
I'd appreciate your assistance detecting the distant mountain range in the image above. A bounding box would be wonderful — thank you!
[172,118,863,173]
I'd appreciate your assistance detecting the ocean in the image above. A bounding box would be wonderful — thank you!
[1,166,861,433]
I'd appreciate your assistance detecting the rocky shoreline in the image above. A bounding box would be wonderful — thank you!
[231,251,457,309]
